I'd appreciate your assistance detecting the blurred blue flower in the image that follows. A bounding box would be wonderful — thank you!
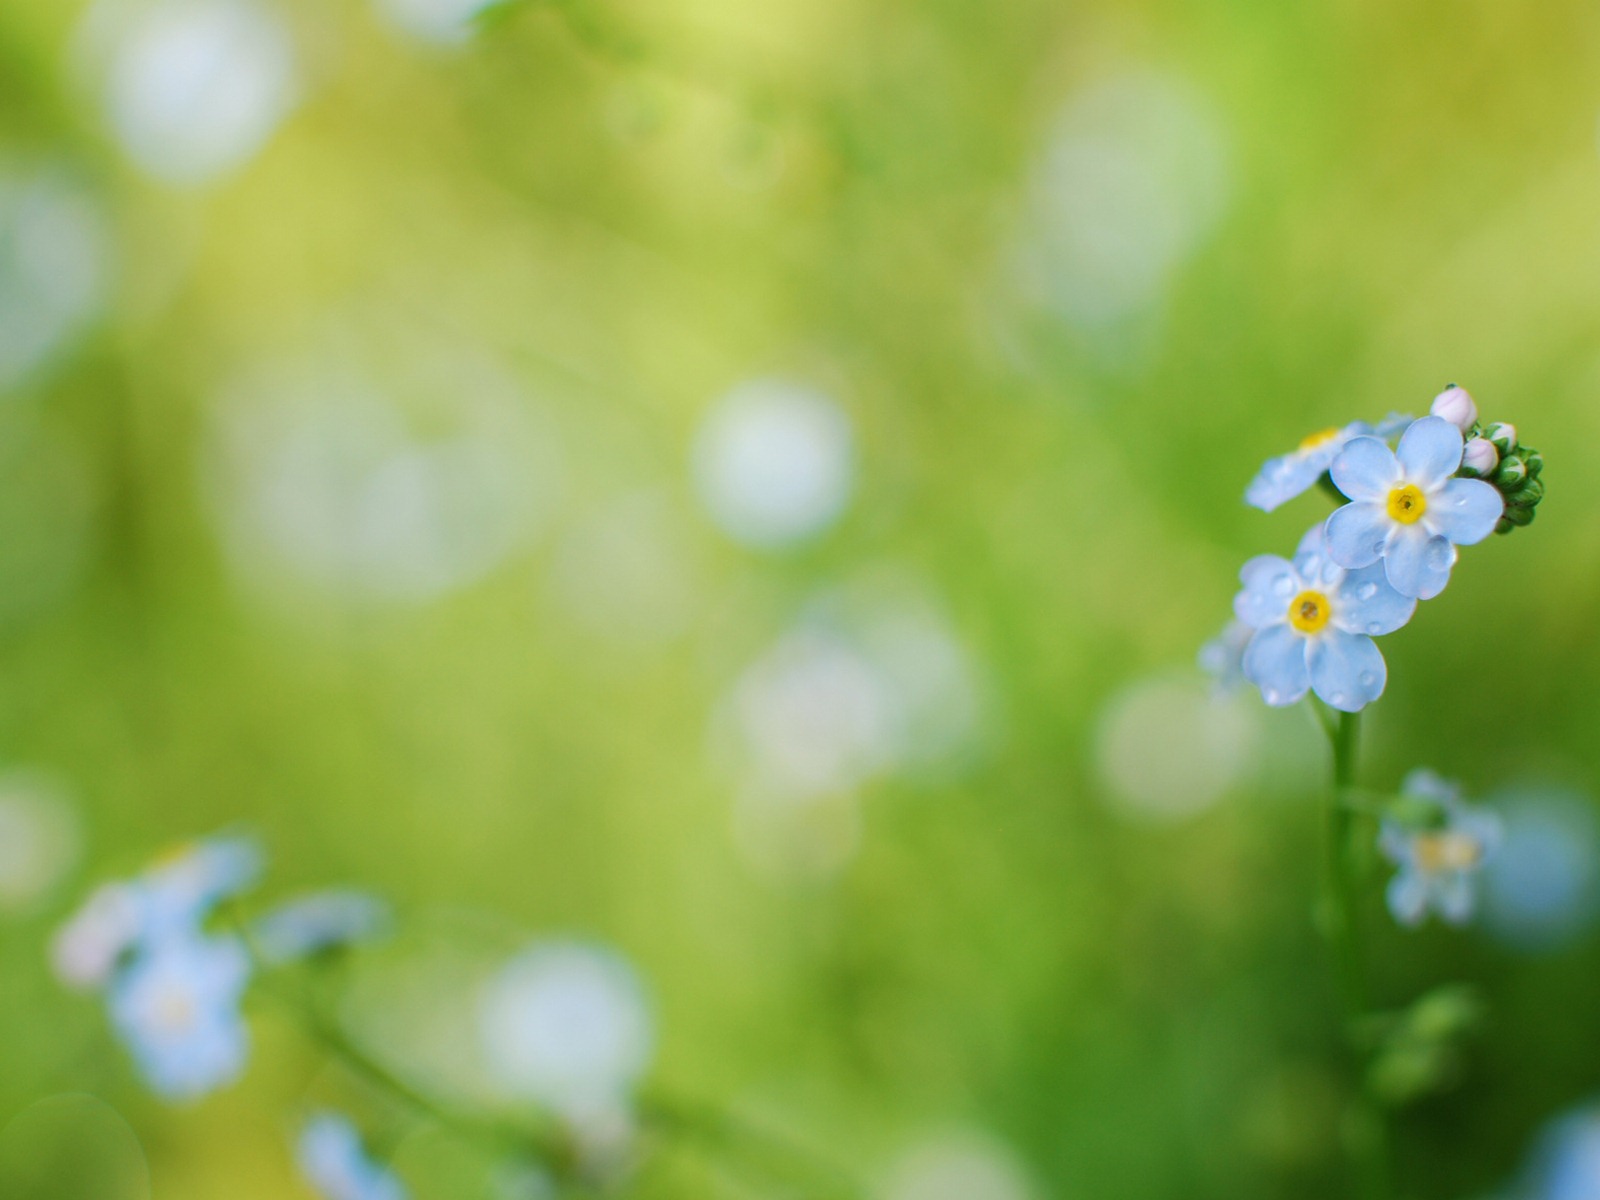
[298,1111,407,1200]
[53,833,262,989]
[1517,1104,1600,1200]
[132,835,263,943]
[1244,414,1410,512]
[1482,789,1600,953]
[1379,770,1501,927]
[1324,416,1503,599]
[254,890,389,963]
[107,931,251,1100]
[1233,523,1415,711]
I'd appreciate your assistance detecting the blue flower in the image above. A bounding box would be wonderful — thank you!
[298,1112,407,1200]
[1379,769,1501,927]
[1244,414,1412,512]
[133,835,263,942]
[1324,416,1504,599]
[107,931,251,1100]
[1233,524,1416,711]
[1517,1103,1600,1200]
[253,890,389,964]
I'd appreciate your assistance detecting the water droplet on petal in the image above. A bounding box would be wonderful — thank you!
[1330,692,1348,707]
[1372,539,1387,555]
[1359,671,1379,688]
[1357,583,1378,601]
[1272,576,1294,597]
[1367,621,1382,634]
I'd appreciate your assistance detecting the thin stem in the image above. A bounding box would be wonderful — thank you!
[1317,706,1392,1200]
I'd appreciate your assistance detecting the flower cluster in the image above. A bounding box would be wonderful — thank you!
[1219,385,1531,712]
[52,834,393,1103]
[52,835,261,1099]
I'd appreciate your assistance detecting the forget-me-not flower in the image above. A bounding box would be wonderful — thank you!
[1197,620,1251,694]
[298,1111,407,1200]
[108,931,251,1100]
[1325,416,1503,599]
[1245,414,1411,512]
[1234,523,1416,711]
[1380,769,1501,927]
[254,890,389,964]
[1516,1103,1600,1200]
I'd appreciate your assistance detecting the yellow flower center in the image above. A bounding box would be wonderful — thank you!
[1387,483,1427,524]
[154,986,197,1033]
[1287,590,1332,634]
[1297,426,1342,453]
[1413,831,1482,874]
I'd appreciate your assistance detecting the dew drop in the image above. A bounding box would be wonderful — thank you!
[1372,539,1386,554]
[1264,689,1282,705]
[1359,671,1378,688]
[1367,621,1383,634]
[1272,577,1294,597]
[1357,583,1378,600]
[1330,692,1349,707]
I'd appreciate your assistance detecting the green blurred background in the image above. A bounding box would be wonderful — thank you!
[1,0,1599,1196]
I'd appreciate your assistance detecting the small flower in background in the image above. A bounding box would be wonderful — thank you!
[1233,523,1416,711]
[107,932,251,1100]
[478,941,654,1133]
[1379,770,1501,928]
[1324,415,1503,600]
[133,835,263,942]
[52,882,143,989]
[372,0,498,45]
[298,1111,407,1200]
[1480,789,1600,953]
[1514,1104,1600,1200]
[1244,414,1411,512]
[254,890,389,964]
[1198,619,1252,693]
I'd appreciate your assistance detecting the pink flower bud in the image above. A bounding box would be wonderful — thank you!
[1429,385,1478,433]
[1460,437,1498,477]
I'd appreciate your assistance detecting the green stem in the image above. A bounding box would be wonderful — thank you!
[1318,707,1391,1200]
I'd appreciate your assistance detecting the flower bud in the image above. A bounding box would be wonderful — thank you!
[1500,504,1536,528]
[1459,437,1498,477]
[1494,455,1527,489]
[1430,385,1477,433]
[1485,421,1518,456]
[1507,477,1544,508]
[1522,448,1543,478]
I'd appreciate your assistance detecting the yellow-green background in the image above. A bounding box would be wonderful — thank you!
[1,0,1598,1196]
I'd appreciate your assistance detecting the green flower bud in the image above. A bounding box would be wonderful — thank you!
[1506,477,1544,508]
[1523,448,1544,478]
[1501,504,1536,528]
[1494,456,1527,489]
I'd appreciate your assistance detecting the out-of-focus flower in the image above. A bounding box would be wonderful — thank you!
[79,0,300,185]
[298,1111,407,1200]
[107,932,251,1100]
[691,378,854,549]
[1198,619,1252,693]
[372,0,497,45]
[478,941,654,1127]
[133,835,263,943]
[52,882,143,989]
[1481,789,1600,953]
[1379,770,1501,927]
[53,834,261,988]
[1516,1103,1600,1200]
[1245,415,1411,513]
[1429,385,1478,433]
[0,170,108,390]
[253,890,389,964]
[1234,524,1415,711]
[1325,416,1503,599]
